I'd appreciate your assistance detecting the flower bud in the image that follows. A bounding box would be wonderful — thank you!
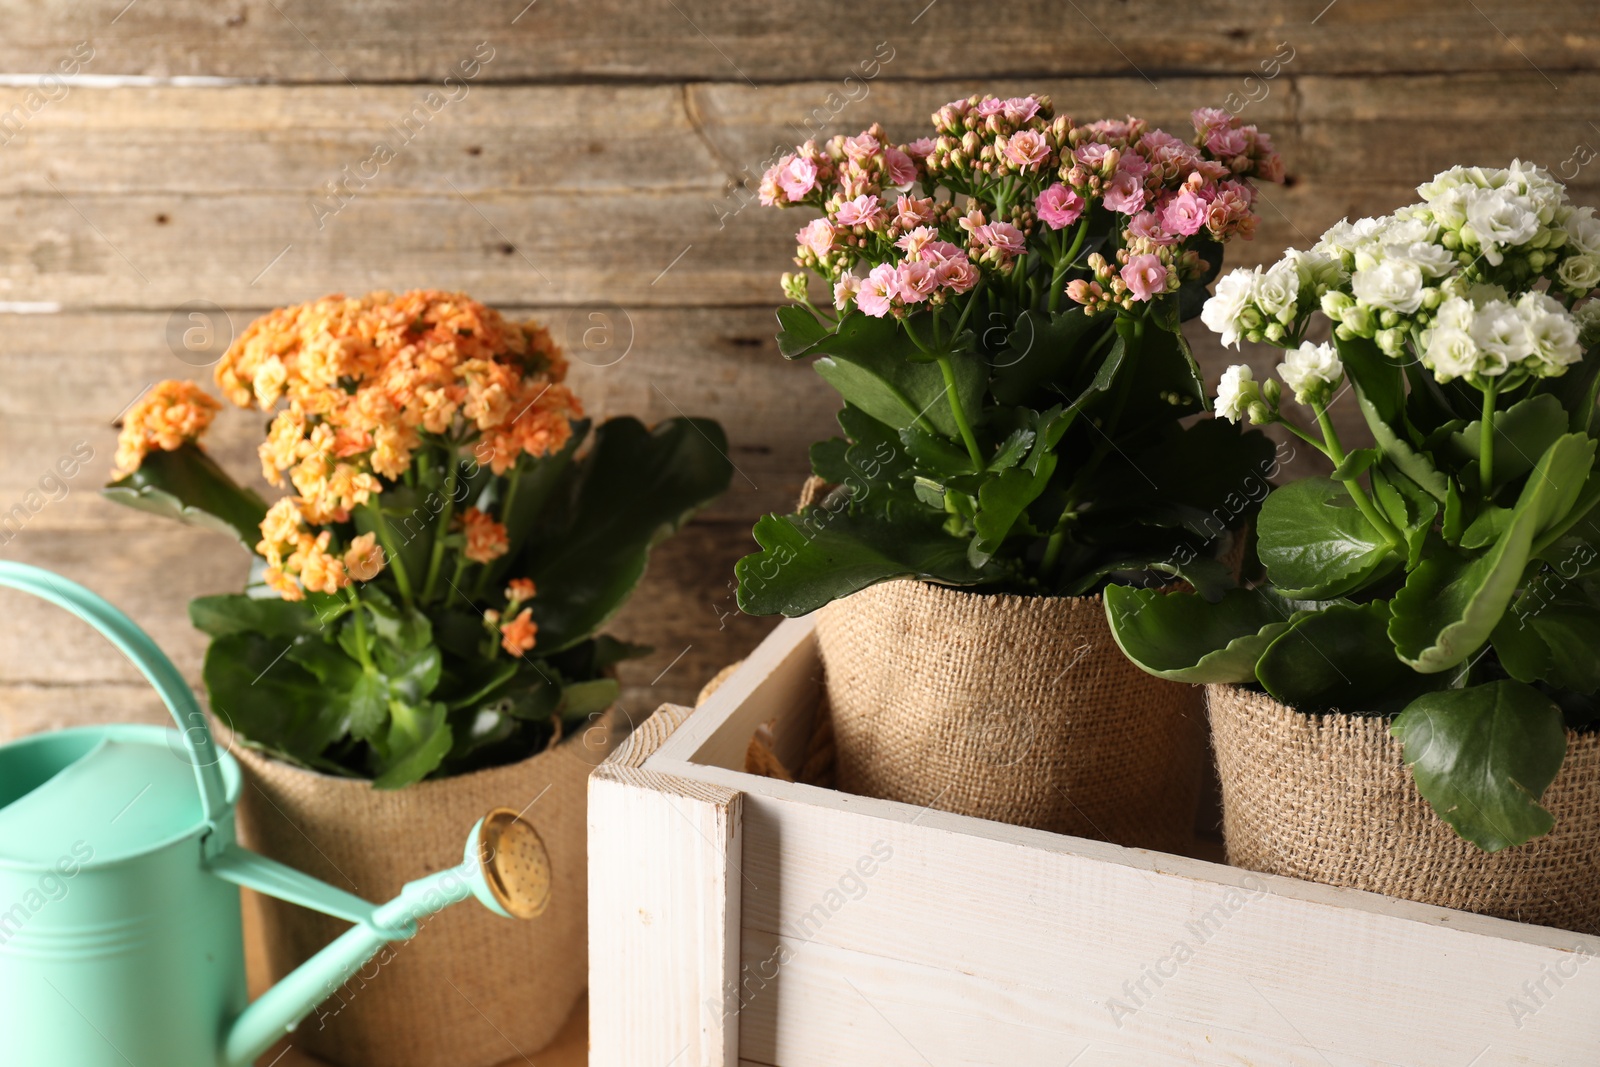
[1261,378,1282,406]
[1246,400,1273,425]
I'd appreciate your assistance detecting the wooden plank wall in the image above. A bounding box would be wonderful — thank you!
[2,0,1598,739]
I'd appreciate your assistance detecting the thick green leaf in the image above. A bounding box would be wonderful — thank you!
[970,462,1054,567]
[189,594,322,640]
[1358,392,1450,502]
[1338,335,1407,431]
[736,508,992,617]
[1390,434,1596,672]
[520,416,732,651]
[1494,587,1600,694]
[557,678,620,720]
[103,442,268,549]
[1257,477,1400,598]
[1447,394,1567,493]
[814,344,984,440]
[1370,465,1438,570]
[1391,681,1568,851]
[202,632,352,765]
[775,304,830,358]
[1255,600,1436,713]
[989,308,1104,406]
[370,699,453,789]
[1103,585,1305,683]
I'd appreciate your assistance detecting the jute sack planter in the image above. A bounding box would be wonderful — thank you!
[230,723,612,1067]
[1208,684,1600,932]
[814,580,1206,853]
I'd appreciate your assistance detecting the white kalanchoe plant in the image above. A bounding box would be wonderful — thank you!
[1108,161,1600,852]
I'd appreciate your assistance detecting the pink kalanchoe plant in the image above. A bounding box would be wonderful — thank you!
[738,95,1285,617]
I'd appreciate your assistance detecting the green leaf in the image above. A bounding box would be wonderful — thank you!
[1103,585,1306,683]
[970,462,1055,567]
[370,699,453,789]
[898,425,978,478]
[1390,434,1596,672]
[103,443,268,549]
[814,344,984,440]
[557,678,620,720]
[1338,335,1406,431]
[810,404,915,501]
[736,508,992,617]
[1494,585,1600,694]
[344,672,388,741]
[775,304,830,358]
[1257,477,1400,598]
[1330,448,1378,481]
[1358,392,1450,502]
[989,308,1104,406]
[519,416,732,651]
[189,594,322,640]
[1391,681,1568,851]
[1447,394,1568,493]
[1370,465,1438,570]
[1255,600,1437,714]
[202,632,352,763]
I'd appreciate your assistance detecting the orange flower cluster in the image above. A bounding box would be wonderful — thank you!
[113,380,222,478]
[255,497,385,600]
[217,290,582,524]
[484,577,540,655]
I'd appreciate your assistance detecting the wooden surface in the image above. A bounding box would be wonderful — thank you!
[3,3,1600,772]
[624,619,1600,1067]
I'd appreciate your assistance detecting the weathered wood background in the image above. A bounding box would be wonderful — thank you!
[2,1,1598,740]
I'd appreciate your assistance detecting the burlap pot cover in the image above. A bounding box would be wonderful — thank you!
[230,725,609,1067]
[814,580,1206,852]
[1208,683,1600,932]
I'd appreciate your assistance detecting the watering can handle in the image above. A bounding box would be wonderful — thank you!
[0,561,231,828]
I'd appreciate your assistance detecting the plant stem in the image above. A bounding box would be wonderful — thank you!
[361,502,414,610]
[1315,403,1401,547]
[1479,380,1499,499]
[1047,216,1092,314]
[420,447,460,603]
[936,355,985,469]
[474,462,524,597]
[343,588,375,672]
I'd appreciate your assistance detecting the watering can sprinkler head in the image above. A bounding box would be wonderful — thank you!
[467,807,554,920]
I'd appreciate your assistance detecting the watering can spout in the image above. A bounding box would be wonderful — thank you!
[221,809,550,1067]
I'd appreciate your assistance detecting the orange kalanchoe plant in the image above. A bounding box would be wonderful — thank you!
[106,290,731,787]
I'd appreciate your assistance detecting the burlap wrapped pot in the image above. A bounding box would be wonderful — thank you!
[814,580,1206,853]
[229,722,612,1067]
[1208,684,1600,932]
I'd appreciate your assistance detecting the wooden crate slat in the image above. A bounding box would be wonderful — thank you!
[589,704,744,1066]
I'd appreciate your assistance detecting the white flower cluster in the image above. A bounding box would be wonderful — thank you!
[1278,341,1344,403]
[1213,364,1260,423]
[1421,288,1582,383]
[1213,341,1343,425]
[1201,161,1599,389]
[1200,249,1341,348]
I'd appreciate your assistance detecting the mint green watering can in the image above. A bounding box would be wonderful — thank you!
[0,562,552,1066]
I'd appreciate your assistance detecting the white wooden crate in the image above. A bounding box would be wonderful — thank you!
[588,615,1600,1067]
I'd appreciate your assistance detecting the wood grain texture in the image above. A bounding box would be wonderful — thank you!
[3,1,1598,82]
[590,704,745,1066]
[638,629,1600,1067]
[2,75,1598,310]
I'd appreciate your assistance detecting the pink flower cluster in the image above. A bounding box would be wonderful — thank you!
[758,94,1282,318]
[839,227,980,318]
